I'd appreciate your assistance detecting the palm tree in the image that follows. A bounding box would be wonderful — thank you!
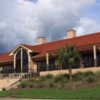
[56,45,81,82]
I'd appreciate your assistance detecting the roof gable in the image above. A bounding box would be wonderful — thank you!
[9,44,33,56]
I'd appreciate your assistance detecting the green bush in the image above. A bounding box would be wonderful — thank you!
[83,71,94,77]
[63,73,69,79]
[38,74,53,82]
[49,82,54,88]
[2,88,6,91]
[54,74,68,83]
[28,78,38,83]
[85,75,95,83]
[95,71,100,81]
[28,82,34,88]
[73,72,84,81]
[37,83,45,88]
[19,81,28,88]
[45,74,53,79]
[38,76,47,82]
[73,71,95,81]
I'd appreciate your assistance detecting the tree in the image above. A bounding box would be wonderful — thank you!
[56,45,81,82]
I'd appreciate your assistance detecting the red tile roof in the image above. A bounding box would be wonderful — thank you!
[0,52,12,63]
[22,32,100,53]
[0,32,100,63]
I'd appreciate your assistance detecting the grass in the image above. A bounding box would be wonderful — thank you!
[0,86,100,99]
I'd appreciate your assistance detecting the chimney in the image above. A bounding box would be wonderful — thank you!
[67,29,76,39]
[38,37,46,44]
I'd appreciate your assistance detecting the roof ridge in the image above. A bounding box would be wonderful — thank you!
[20,32,100,47]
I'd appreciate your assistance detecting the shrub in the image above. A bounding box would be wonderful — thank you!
[38,76,47,82]
[73,72,84,81]
[85,75,95,83]
[46,74,53,79]
[48,82,55,88]
[63,73,69,79]
[28,78,38,83]
[2,88,6,91]
[54,74,63,83]
[37,83,45,88]
[95,71,100,81]
[54,74,68,83]
[73,71,95,81]
[28,82,34,88]
[19,80,29,88]
[83,71,94,77]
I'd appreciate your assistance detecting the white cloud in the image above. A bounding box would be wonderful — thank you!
[0,0,98,53]
[75,17,100,36]
[0,21,7,29]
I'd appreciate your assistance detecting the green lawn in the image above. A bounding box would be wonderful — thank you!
[0,86,100,99]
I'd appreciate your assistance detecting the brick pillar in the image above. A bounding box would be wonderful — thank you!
[93,45,97,67]
[80,59,84,68]
[28,52,31,73]
[14,53,16,73]
[21,49,23,73]
[46,53,49,71]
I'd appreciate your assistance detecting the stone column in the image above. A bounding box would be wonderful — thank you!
[80,59,84,68]
[28,52,31,73]
[14,54,16,73]
[93,45,97,67]
[21,49,23,73]
[46,53,49,71]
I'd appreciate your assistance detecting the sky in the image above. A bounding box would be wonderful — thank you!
[0,0,100,54]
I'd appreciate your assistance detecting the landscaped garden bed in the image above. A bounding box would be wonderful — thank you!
[0,71,100,99]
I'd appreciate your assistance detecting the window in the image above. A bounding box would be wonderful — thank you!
[49,59,56,70]
[97,53,100,66]
[38,61,47,71]
[15,49,28,73]
[16,50,21,73]
[3,66,13,74]
[22,49,28,72]
[82,54,94,67]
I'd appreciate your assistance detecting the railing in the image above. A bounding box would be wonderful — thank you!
[0,73,23,79]
[0,72,39,79]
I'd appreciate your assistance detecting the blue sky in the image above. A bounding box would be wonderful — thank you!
[0,0,100,54]
[82,0,100,22]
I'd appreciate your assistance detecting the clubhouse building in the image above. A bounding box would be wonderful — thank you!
[0,30,100,76]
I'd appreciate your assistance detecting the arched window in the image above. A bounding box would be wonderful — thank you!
[22,49,28,72]
[15,50,21,73]
[15,49,28,73]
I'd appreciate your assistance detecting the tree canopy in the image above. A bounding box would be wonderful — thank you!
[56,45,81,69]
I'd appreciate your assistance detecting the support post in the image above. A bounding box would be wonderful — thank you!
[93,45,97,67]
[21,49,23,73]
[80,59,84,68]
[28,52,31,73]
[14,54,16,73]
[46,53,49,71]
